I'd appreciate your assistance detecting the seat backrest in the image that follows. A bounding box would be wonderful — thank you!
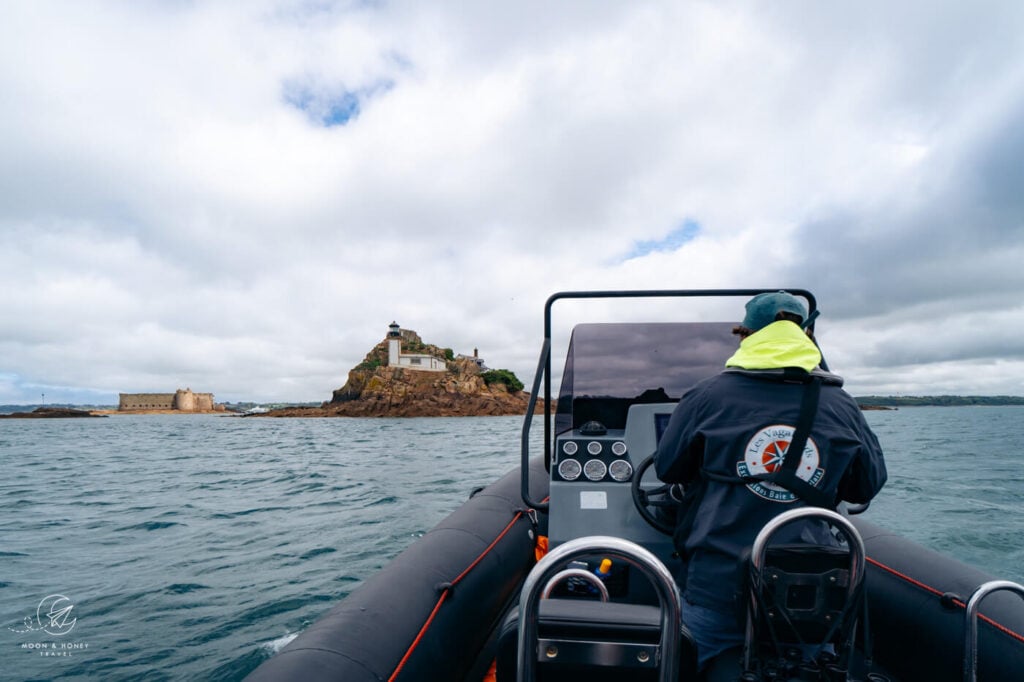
[741,508,869,680]
[754,544,856,645]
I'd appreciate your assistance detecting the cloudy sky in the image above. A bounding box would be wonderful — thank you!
[2,1,1023,405]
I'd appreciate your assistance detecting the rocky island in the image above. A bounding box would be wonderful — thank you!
[259,323,540,418]
[0,406,107,419]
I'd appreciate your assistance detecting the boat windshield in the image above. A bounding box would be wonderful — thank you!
[555,322,737,434]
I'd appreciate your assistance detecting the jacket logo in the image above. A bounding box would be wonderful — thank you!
[736,424,824,502]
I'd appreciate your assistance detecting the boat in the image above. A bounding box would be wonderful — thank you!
[245,289,1024,681]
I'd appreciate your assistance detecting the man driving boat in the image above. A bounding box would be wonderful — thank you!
[654,291,887,679]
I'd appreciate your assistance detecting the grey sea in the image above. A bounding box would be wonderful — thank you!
[2,408,1023,681]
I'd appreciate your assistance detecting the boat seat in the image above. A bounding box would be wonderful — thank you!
[750,544,855,643]
[495,597,698,681]
[741,508,870,681]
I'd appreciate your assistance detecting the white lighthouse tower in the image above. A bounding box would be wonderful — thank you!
[384,322,447,371]
[387,321,402,366]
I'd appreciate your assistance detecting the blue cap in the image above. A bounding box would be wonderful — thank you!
[741,291,810,331]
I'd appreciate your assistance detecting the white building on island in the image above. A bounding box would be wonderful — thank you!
[456,349,488,371]
[387,322,448,372]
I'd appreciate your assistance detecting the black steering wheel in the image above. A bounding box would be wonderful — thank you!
[631,454,682,535]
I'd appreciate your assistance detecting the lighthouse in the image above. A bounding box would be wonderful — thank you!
[388,321,401,366]
[384,322,447,372]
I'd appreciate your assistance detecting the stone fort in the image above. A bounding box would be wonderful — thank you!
[118,388,219,412]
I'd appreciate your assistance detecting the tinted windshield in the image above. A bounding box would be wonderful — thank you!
[555,322,737,433]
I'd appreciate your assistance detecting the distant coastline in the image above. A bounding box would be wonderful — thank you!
[0,404,230,417]
[94,408,227,416]
[854,395,1024,407]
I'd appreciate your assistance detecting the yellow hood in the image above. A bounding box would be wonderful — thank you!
[725,320,821,372]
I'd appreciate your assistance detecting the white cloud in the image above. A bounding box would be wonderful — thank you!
[2,1,1024,404]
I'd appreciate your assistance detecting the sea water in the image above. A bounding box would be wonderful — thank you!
[1,408,1022,680]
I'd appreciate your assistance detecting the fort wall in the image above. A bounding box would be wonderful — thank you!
[119,393,175,410]
[118,389,218,412]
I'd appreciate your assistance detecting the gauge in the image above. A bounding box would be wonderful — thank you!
[611,441,627,456]
[587,441,603,455]
[562,441,578,455]
[609,459,633,482]
[583,459,607,481]
[558,458,582,481]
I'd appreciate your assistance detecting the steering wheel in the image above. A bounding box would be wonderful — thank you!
[631,454,682,535]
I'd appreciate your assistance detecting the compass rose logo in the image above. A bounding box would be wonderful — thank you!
[737,424,824,502]
[758,439,788,473]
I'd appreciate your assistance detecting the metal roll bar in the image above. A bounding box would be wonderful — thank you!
[516,535,682,682]
[963,579,1024,681]
[520,288,819,512]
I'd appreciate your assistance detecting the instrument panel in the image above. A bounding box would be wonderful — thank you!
[554,433,634,483]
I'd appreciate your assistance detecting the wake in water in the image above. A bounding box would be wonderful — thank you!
[261,632,299,654]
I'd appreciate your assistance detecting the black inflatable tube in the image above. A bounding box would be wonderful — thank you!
[852,517,1024,681]
[246,457,550,682]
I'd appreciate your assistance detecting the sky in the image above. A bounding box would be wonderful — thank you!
[2,1,1023,405]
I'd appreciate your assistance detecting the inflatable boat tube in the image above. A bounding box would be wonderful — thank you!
[245,457,550,682]
[853,518,1024,681]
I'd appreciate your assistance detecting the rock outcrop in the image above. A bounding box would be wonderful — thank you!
[327,359,531,417]
[261,331,540,418]
[0,407,107,418]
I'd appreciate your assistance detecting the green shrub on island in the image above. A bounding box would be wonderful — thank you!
[481,369,524,393]
[356,357,383,371]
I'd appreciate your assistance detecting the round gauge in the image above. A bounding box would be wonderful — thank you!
[587,441,603,455]
[558,458,582,481]
[562,441,578,455]
[608,459,633,482]
[583,459,607,481]
[611,441,627,456]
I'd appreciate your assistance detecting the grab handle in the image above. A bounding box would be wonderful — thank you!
[517,535,681,682]
[963,579,1024,681]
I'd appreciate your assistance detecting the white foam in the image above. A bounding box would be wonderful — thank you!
[262,631,300,654]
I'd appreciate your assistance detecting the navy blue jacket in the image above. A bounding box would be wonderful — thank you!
[654,368,887,611]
